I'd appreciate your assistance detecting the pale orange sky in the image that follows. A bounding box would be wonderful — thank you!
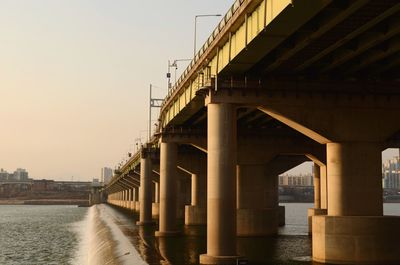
[0,1,398,181]
[0,0,231,180]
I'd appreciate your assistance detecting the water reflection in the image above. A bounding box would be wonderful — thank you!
[108,203,400,265]
[155,227,206,265]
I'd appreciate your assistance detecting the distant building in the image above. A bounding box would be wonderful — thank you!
[279,173,313,187]
[0,169,8,181]
[13,168,29,181]
[0,168,29,181]
[383,157,400,189]
[101,167,113,184]
[92,178,101,187]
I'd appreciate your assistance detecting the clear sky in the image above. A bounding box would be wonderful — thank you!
[0,0,232,181]
[0,1,398,181]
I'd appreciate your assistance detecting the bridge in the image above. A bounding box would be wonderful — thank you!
[103,0,400,264]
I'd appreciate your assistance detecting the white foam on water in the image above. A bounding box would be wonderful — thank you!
[71,205,147,265]
[70,208,91,265]
[97,204,147,265]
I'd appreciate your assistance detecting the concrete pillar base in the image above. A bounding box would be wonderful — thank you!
[278,205,285,227]
[313,215,400,264]
[199,254,242,265]
[237,208,278,236]
[135,201,140,213]
[155,230,180,237]
[130,202,135,211]
[307,208,327,235]
[152,203,159,219]
[185,205,206,225]
[136,221,156,226]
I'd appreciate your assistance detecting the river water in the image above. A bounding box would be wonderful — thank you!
[0,203,399,265]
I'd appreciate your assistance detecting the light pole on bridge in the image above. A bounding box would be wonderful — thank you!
[194,14,222,58]
[148,84,163,142]
[167,59,191,91]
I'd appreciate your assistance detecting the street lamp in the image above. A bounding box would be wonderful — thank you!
[194,14,222,58]
[148,84,163,142]
[167,59,191,89]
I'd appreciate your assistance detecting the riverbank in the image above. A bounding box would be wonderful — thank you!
[0,199,89,206]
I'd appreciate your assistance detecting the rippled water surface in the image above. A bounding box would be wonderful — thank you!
[0,203,399,265]
[115,203,400,265]
[0,205,88,265]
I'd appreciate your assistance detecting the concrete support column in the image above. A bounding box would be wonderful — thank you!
[308,163,327,234]
[185,173,207,225]
[133,187,140,213]
[123,190,127,208]
[313,164,321,209]
[125,190,129,208]
[191,174,199,206]
[126,189,130,208]
[152,181,160,219]
[200,103,240,264]
[236,164,279,236]
[312,141,398,264]
[320,165,327,209]
[137,151,154,225]
[129,189,134,210]
[155,182,159,203]
[327,142,382,216]
[155,142,180,236]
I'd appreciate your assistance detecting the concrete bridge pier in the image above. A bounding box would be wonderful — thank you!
[113,192,116,206]
[200,102,241,265]
[118,192,122,206]
[177,172,190,220]
[127,189,131,209]
[123,190,128,208]
[137,148,155,225]
[126,189,131,209]
[134,186,140,213]
[236,164,279,236]
[129,188,135,211]
[185,172,207,225]
[110,193,114,205]
[121,190,125,208]
[155,141,180,236]
[117,191,121,207]
[126,189,130,209]
[123,191,127,207]
[307,163,327,235]
[259,90,400,264]
[152,181,160,219]
[178,150,207,226]
[313,141,400,264]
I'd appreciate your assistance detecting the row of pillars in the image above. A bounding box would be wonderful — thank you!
[108,188,139,211]
[107,101,400,264]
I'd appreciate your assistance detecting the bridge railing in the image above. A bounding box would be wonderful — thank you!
[162,0,246,106]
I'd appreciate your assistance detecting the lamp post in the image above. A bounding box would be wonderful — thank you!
[194,14,222,58]
[148,84,163,142]
[167,59,191,90]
